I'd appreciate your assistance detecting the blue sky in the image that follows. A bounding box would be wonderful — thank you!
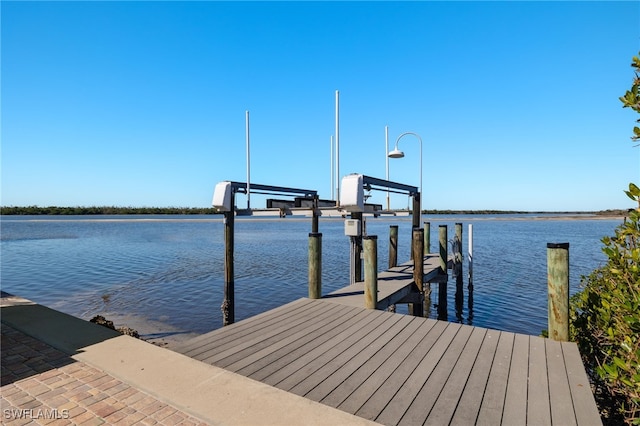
[2,1,639,211]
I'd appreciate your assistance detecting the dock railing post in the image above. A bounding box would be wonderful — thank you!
[454,223,463,278]
[350,212,363,284]
[454,223,464,321]
[308,232,322,299]
[364,235,378,309]
[222,206,235,326]
[311,195,319,234]
[438,225,448,276]
[410,192,420,260]
[408,228,425,317]
[468,223,474,323]
[424,221,431,255]
[468,223,473,289]
[389,225,398,268]
[547,242,570,341]
[412,228,425,292]
[438,225,448,321]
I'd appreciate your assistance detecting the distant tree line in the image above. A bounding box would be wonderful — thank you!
[0,205,630,216]
[0,206,218,215]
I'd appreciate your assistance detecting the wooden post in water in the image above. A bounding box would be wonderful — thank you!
[308,232,322,299]
[408,228,425,317]
[412,228,424,292]
[410,192,421,260]
[389,225,398,268]
[438,225,448,275]
[454,223,464,321]
[222,202,235,326]
[311,195,319,234]
[412,192,421,229]
[468,224,474,324]
[468,224,474,288]
[547,242,570,341]
[364,235,378,309]
[437,225,448,321]
[424,221,431,254]
[454,223,463,277]
[350,212,363,283]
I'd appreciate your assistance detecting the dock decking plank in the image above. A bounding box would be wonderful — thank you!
[563,342,603,425]
[424,326,488,426]
[232,304,365,376]
[502,332,529,426]
[288,313,412,398]
[527,335,552,425]
[476,331,514,425]
[310,315,423,406]
[374,322,462,426]
[243,309,378,382]
[262,309,395,388]
[546,339,577,426]
[196,298,335,365]
[178,298,314,356]
[398,324,475,426]
[176,298,601,425]
[353,319,449,421]
[334,318,436,414]
[223,303,359,373]
[209,300,344,367]
[449,328,501,426]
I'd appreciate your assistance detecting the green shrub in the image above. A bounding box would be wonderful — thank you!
[570,52,640,425]
[570,186,639,424]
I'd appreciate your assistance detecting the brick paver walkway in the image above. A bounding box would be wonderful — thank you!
[1,323,210,425]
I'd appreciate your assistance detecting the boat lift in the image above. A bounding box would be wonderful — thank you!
[340,174,421,285]
[212,180,319,326]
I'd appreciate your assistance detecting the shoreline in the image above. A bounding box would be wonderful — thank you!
[99,312,203,349]
[0,213,628,223]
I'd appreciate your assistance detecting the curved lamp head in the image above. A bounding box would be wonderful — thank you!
[388,148,405,158]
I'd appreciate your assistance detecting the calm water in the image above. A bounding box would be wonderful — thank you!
[0,214,621,337]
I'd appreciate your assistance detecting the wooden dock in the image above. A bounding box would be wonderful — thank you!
[176,297,601,425]
[324,253,446,310]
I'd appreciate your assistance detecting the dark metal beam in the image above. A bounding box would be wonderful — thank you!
[228,181,317,198]
[361,175,418,195]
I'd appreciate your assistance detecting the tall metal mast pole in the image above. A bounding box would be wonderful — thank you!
[246,110,250,209]
[385,125,390,210]
[330,135,334,201]
[335,90,340,206]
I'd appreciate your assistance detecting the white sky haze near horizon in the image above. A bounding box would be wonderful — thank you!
[2,1,640,211]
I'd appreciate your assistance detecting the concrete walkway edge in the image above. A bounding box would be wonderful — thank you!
[1,294,378,425]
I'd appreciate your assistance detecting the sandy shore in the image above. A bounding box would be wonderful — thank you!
[100,312,203,350]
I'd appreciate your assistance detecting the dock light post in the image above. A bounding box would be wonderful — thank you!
[388,132,423,215]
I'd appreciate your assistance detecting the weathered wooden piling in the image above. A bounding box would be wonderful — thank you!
[468,223,474,288]
[311,195,319,234]
[547,242,570,341]
[389,225,398,268]
[422,223,432,318]
[222,209,235,326]
[407,228,425,317]
[364,235,378,309]
[454,223,464,320]
[308,232,322,299]
[412,193,421,229]
[412,228,424,292]
[438,225,448,275]
[454,223,463,277]
[424,221,431,254]
[437,225,448,321]
[468,223,474,323]
[350,212,363,284]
